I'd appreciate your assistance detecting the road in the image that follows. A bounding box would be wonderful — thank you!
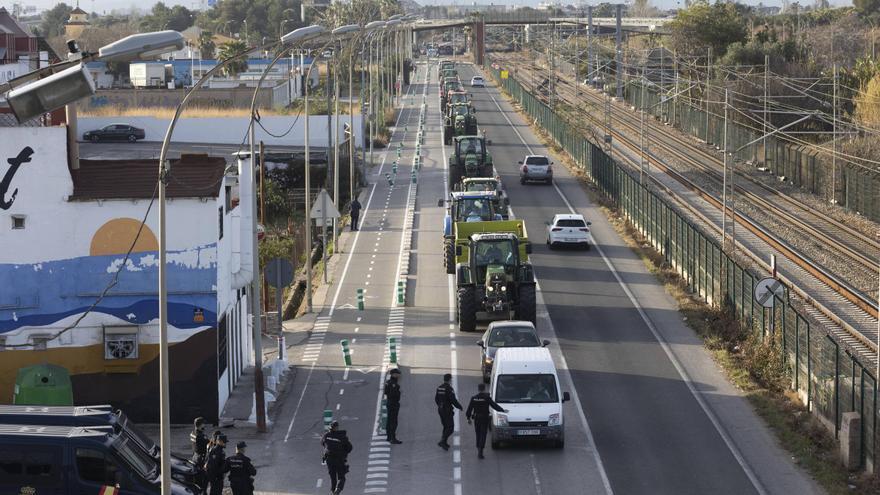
[247,61,822,495]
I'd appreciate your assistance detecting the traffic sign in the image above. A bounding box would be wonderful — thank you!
[310,189,340,219]
[754,277,784,308]
[265,258,294,288]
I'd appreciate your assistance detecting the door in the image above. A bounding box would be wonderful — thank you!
[74,448,141,495]
[0,445,65,495]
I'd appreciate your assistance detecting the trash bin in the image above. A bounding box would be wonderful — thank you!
[13,363,74,406]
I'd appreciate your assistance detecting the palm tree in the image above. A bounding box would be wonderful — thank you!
[217,40,249,77]
[198,30,216,60]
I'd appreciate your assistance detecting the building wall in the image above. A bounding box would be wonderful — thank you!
[0,127,251,422]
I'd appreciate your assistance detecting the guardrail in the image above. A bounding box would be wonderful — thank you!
[484,59,879,471]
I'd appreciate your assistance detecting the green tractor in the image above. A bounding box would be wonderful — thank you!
[448,135,493,190]
[444,102,478,144]
[445,90,470,114]
[440,79,463,108]
[440,67,458,82]
[451,221,536,332]
[439,60,455,75]
[440,191,504,274]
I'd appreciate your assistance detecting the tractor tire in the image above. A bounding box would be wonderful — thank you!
[444,240,456,275]
[449,166,462,191]
[516,284,537,325]
[458,286,478,332]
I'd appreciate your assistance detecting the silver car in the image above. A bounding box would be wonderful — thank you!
[478,321,549,382]
[519,155,553,184]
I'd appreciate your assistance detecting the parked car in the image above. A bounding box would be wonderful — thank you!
[546,214,593,250]
[0,424,198,494]
[519,155,553,184]
[471,76,485,87]
[478,321,549,382]
[83,124,146,143]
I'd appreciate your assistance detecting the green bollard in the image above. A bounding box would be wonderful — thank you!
[323,409,333,430]
[341,339,352,366]
[380,398,388,432]
[389,337,397,364]
[357,288,364,310]
[397,281,405,304]
[411,170,417,184]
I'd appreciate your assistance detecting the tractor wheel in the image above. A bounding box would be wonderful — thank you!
[516,284,537,325]
[458,286,478,332]
[449,166,462,191]
[444,240,456,275]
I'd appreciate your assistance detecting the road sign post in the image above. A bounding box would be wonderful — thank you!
[265,258,294,357]
[310,189,340,284]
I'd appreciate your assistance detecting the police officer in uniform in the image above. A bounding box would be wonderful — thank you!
[434,373,463,450]
[226,441,257,495]
[466,383,508,458]
[383,368,403,444]
[190,417,208,493]
[322,421,353,494]
[204,432,227,495]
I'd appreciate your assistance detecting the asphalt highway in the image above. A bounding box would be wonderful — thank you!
[250,61,822,495]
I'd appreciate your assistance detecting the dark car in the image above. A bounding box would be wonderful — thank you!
[83,124,146,143]
[478,321,549,382]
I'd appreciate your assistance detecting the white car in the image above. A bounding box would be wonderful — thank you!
[471,76,485,87]
[546,214,592,250]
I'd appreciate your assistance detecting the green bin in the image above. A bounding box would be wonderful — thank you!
[13,364,74,406]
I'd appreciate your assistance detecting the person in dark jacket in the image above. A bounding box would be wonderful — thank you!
[190,417,209,493]
[435,373,463,450]
[383,368,402,444]
[225,441,257,495]
[466,383,508,458]
[322,421,353,494]
[349,197,362,231]
[204,432,227,495]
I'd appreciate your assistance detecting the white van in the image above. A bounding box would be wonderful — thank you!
[490,347,570,449]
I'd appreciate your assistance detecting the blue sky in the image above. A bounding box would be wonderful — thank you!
[17,0,854,15]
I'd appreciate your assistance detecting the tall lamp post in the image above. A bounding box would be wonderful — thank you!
[5,31,186,495]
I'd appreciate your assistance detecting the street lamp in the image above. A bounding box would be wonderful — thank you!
[4,30,185,122]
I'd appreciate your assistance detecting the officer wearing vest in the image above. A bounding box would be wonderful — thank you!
[225,441,257,495]
[434,373,463,451]
[322,421,353,494]
[204,432,227,495]
[383,368,403,444]
[190,417,208,493]
[466,383,508,458]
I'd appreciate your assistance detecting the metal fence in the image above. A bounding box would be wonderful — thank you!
[486,61,879,470]
[622,81,880,223]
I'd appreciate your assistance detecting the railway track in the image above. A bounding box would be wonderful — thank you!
[489,53,879,357]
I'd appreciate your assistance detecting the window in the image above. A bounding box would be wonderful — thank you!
[12,215,25,229]
[0,447,61,486]
[104,326,139,360]
[525,156,549,165]
[556,219,586,228]
[218,206,224,240]
[31,336,49,351]
[495,374,559,404]
[75,448,123,486]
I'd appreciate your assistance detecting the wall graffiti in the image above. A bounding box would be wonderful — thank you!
[0,146,33,210]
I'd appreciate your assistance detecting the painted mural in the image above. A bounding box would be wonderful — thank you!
[0,127,232,422]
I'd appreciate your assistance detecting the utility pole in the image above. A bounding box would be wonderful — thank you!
[640,65,646,184]
[587,5,593,87]
[706,46,712,144]
[333,46,341,254]
[673,50,678,126]
[763,54,769,168]
[575,16,580,101]
[832,63,838,204]
[615,3,623,99]
[721,89,729,250]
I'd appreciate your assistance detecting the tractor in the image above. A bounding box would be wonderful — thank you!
[451,221,536,332]
[457,177,509,219]
[439,191,504,274]
[444,102,478,144]
[448,135,493,190]
[445,91,470,114]
[440,79,463,108]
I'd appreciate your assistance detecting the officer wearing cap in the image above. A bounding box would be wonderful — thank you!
[383,368,403,444]
[226,441,257,495]
[435,373,463,451]
[204,432,227,495]
[190,417,208,493]
[321,420,353,494]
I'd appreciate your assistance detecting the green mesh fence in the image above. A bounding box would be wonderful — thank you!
[485,60,879,469]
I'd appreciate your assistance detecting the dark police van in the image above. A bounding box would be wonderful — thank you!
[0,424,197,495]
[0,405,201,490]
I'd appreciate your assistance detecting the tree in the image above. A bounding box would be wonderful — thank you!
[668,1,749,57]
[854,0,880,19]
[217,40,249,76]
[198,30,216,60]
[139,2,195,32]
[854,73,880,125]
[629,0,658,17]
[40,3,73,38]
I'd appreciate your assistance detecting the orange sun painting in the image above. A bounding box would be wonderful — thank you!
[90,218,159,256]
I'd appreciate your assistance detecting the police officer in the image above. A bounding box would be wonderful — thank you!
[225,441,257,495]
[322,421,353,494]
[190,417,208,493]
[434,373,463,451]
[204,432,227,495]
[383,368,403,444]
[465,383,508,459]
[350,197,362,231]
